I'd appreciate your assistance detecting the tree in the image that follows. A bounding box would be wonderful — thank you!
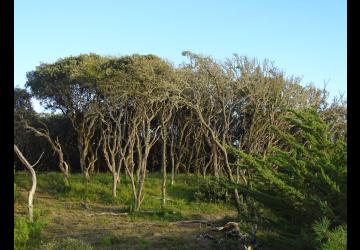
[14,145,44,222]
[14,88,36,152]
[179,51,245,214]
[26,54,109,181]
[23,120,71,185]
[98,92,130,198]
[97,54,176,210]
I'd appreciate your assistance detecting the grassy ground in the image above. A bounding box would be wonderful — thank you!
[15,171,252,250]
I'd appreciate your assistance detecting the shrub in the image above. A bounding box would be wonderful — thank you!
[40,238,94,250]
[29,219,45,243]
[14,215,46,250]
[194,178,232,203]
[14,217,29,250]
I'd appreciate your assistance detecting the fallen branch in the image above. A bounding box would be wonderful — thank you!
[213,221,240,232]
[170,220,214,227]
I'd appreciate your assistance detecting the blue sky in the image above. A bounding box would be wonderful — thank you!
[15,0,346,111]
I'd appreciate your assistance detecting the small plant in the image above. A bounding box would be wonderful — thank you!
[14,216,29,250]
[14,215,46,250]
[40,237,94,250]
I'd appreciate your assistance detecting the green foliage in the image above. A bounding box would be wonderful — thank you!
[194,178,232,203]
[14,216,45,250]
[228,109,347,249]
[313,217,347,250]
[40,238,94,250]
[28,218,46,243]
[14,217,29,250]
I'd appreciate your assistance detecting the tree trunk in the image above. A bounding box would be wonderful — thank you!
[78,143,88,181]
[161,127,167,208]
[83,168,90,183]
[28,180,36,223]
[171,158,175,186]
[112,172,118,198]
[175,161,181,175]
[136,164,141,181]
[14,145,40,223]
[194,141,201,177]
[170,135,175,186]
[212,144,219,180]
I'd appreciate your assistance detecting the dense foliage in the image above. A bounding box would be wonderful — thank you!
[228,109,346,249]
[14,216,45,250]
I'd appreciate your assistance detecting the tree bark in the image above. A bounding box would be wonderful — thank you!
[83,167,90,183]
[112,172,118,198]
[14,145,43,223]
[212,144,219,180]
[161,126,167,208]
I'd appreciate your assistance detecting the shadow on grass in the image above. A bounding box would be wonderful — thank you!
[167,183,198,202]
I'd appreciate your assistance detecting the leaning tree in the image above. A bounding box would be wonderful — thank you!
[14,145,43,222]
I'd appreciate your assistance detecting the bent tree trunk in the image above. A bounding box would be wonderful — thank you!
[23,122,70,186]
[14,145,42,223]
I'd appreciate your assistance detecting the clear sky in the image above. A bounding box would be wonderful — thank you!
[15,0,346,111]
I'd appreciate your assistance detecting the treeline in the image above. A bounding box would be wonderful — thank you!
[14,52,346,248]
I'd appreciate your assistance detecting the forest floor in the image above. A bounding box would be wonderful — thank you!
[15,172,266,250]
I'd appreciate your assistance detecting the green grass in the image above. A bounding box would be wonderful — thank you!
[15,171,235,220]
[14,171,251,250]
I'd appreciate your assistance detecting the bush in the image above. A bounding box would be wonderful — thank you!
[194,178,232,203]
[29,219,45,243]
[14,217,29,250]
[14,215,46,250]
[40,238,93,250]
